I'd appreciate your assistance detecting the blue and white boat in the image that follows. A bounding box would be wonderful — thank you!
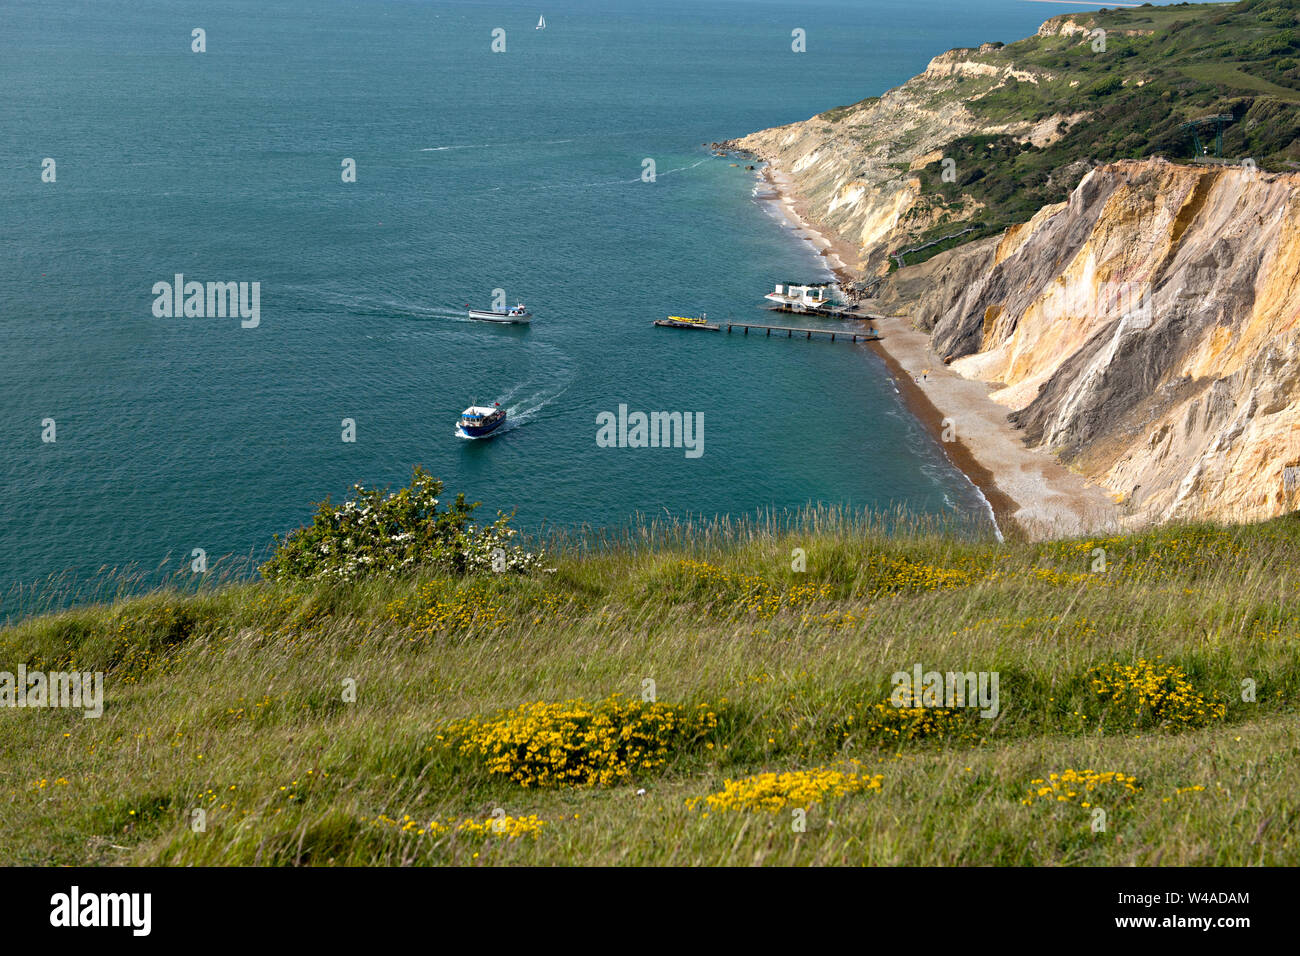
[457,402,507,438]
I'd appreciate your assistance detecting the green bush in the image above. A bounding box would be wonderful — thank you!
[259,466,548,583]
[1088,76,1123,97]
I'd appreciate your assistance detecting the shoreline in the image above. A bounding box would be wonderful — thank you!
[740,157,1119,541]
[751,163,1022,538]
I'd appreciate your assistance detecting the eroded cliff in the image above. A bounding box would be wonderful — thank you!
[728,1,1300,278]
[729,1,1300,528]
[890,158,1300,526]
[730,39,1075,276]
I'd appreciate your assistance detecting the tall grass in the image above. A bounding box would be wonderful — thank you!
[2,512,1298,865]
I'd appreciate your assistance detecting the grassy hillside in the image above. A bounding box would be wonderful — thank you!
[874,0,1300,263]
[4,480,1299,865]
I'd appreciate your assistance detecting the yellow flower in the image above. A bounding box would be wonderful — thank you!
[1020,769,1141,807]
[438,694,721,789]
[688,762,883,814]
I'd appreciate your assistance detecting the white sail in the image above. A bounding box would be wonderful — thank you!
[537,14,545,29]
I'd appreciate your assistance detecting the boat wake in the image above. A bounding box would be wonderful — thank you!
[505,378,571,427]
[536,158,707,190]
[454,373,573,440]
[300,288,501,325]
[421,138,574,153]
[421,127,683,156]
[405,304,480,322]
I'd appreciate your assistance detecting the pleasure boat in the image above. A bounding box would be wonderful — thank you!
[466,303,532,324]
[457,402,507,438]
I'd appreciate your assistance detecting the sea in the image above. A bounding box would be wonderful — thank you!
[0,0,1111,616]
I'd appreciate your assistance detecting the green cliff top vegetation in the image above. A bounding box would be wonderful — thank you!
[840,0,1300,264]
[3,470,1298,865]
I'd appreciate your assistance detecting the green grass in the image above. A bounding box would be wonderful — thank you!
[1181,62,1300,99]
[3,511,1299,865]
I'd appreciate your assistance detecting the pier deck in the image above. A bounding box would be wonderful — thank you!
[726,322,881,343]
[765,304,889,321]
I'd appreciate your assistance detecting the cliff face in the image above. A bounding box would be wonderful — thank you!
[887,158,1300,526]
[733,41,1079,275]
[732,1,1300,282]
[729,1,1300,528]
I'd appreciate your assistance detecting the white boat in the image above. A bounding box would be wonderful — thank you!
[765,282,836,312]
[466,302,532,324]
[537,14,546,29]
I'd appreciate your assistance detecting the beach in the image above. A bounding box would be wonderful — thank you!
[753,164,1120,540]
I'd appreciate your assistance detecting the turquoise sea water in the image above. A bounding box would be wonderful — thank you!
[0,0,1095,614]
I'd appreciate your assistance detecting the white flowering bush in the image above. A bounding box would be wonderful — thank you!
[260,466,549,582]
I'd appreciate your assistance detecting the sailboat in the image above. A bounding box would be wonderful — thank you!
[536,14,546,29]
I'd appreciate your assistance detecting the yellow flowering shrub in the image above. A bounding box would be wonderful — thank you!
[765,690,980,757]
[1025,567,1099,588]
[362,812,546,839]
[687,763,883,815]
[861,554,983,595]
[841,690,980,747]
[955,615,1098,640]
[439,695,722,788]
[385,582,513,634]
[1162,784,1207,802]
[385,582,576,635]
[1038,529,1242,581]
[799,609,864,629]
[1088,658,1226,729]
[1020,769,1141,807]
[672,560,833,619]
[1128,529,1245,579]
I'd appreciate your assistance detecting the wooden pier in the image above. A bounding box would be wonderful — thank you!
[766,302,858,319]
[766,304,889,321]
[726,322,880,343]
